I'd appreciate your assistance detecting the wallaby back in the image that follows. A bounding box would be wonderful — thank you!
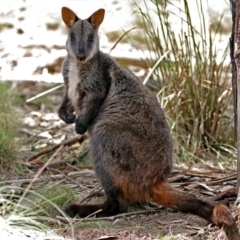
[58,6,235,230]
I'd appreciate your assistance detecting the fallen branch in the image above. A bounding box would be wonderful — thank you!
[205,174,237,186]
[56,209,162,223]
[0,169,95,186]
[26,134,88,162]
[79,184,103,203]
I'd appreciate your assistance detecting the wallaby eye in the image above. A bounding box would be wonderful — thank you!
[88,34,94,42]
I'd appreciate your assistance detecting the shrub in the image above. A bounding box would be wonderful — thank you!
[135,0,234,162]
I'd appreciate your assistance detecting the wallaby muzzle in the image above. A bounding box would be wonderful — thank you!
[77,53,86,61]
[77,42,86,61]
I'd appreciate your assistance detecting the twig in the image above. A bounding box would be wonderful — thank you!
[168,173,186,183]
[19,128,38,137]
[82,209,103,219]
[0,178,49,186]
[143,51,169,85]
[205,174,237,186]
[109,27,136,54]
[54,169,89,190]
[0,169,96,186]
[26,134,88,162]
[79,185,103,203]
[29,158,78,170]
[56,209,162,223]
[26,84,64,102]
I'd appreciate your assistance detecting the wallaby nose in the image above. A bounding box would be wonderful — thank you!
[77,42,86,61]
[77,53,86,61]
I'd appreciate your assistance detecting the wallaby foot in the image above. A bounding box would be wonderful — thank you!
[65,203,105,218]
[65,194,128,218]
[151,181,234,227]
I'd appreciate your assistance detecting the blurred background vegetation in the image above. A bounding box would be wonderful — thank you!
[0,0,234,170]
[133,0,234,165]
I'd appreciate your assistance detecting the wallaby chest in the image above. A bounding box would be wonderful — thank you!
[68,61,80,114]
[68,61,90,115]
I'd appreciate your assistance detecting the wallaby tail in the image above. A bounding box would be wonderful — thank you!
[151,181,234,227]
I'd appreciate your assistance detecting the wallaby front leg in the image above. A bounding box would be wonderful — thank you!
[58,90,76,124]
[75,96,102,134]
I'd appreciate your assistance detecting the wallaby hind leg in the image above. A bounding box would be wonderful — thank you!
[65,192,128,218]
[151,181,234,227]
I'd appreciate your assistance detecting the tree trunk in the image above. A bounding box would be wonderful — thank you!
[231,0,240,196]
[230,0,238,144]
[230,0,240,238]
[234,0,240,197]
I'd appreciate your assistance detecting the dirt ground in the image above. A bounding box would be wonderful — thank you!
[5,81,235,240]
[68,207,219,240]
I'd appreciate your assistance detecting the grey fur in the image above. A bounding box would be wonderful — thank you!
[59,6,172,209]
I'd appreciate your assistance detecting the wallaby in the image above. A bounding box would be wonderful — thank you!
[58,6,234,228]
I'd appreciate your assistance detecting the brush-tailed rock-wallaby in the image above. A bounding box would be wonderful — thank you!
[58,6,234,228]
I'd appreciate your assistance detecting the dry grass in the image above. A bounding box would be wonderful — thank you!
[134,0,234,163]
[0,82,21,171]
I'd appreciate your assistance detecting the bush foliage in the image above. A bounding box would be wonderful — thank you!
[135,0,234,162]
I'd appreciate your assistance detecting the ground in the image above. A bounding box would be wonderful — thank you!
[2,81,236,240]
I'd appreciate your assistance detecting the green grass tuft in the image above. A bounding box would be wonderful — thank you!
[23,183,76,218]
[0,82,21,171]
[0,185,74,239]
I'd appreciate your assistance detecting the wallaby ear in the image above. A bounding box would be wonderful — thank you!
[88,9,105,29]
[61,7,79,28]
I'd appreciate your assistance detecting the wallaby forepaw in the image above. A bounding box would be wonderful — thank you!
[58,110,76,124]
[65,113,76,124]
[213,203,234,227]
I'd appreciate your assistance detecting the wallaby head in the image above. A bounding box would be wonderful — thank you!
[61,7,105,63]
